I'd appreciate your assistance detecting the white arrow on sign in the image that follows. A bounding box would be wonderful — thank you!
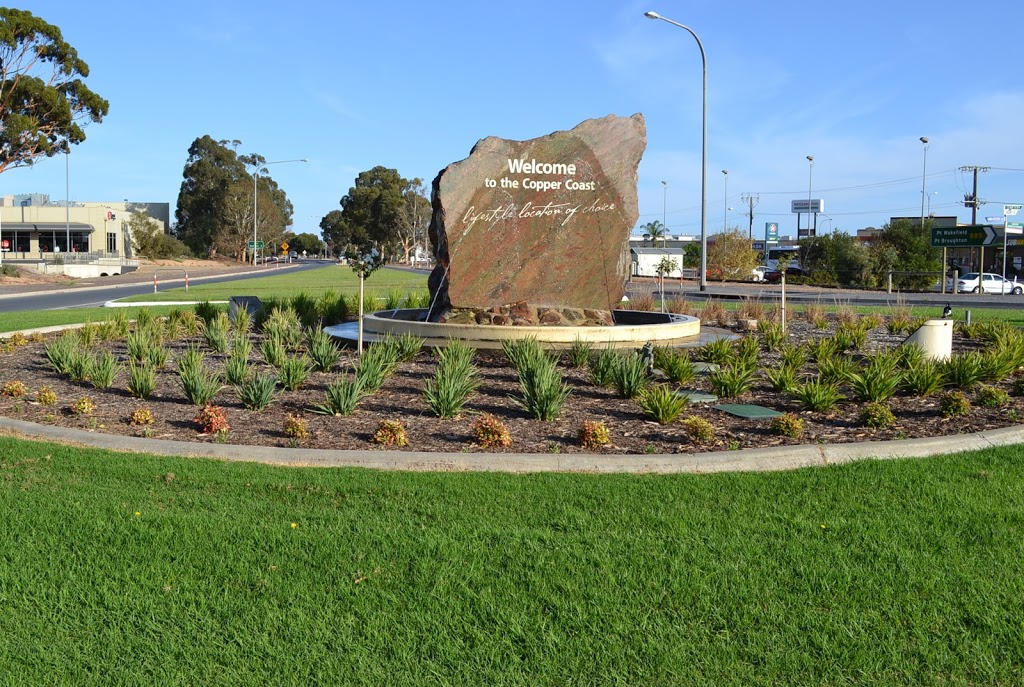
[984,225,997,244]
[1005,204,1023,217]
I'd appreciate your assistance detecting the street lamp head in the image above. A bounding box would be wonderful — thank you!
[920,137,929,145]
[806,155,814,162]
[644,11,661,19]
[661,180,667,186]
[722,169,728,175]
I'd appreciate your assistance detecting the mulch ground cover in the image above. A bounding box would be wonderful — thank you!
[0,318,1021,456]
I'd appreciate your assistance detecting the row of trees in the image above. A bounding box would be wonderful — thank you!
[640,219,941,290]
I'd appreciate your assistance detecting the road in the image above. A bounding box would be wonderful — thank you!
[632,280,1023,311]
[0,261,332,312]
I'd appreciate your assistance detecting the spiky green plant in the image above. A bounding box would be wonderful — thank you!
[306,327,341,373]
[780,344,808,371]
[238,373,278,411]
[514,354,571,421]
[793,377,844,412]
[902,359,944,397]
[588,347,618,387]
[708,364,757,399]
[311,373,364,416]
[698,338,735,366]
[176,346,222,406]
[260,336,288,369]
[611,352,651,399]
[224,354,253,386]
[637,384,689,424]
[201,312,231,354]
[764,365,799,393]
[758,319,786,352]
[848,364,902,403]
[817,355,859,386]
[567,336,594,368]
[278,355,312,391]
[502,336,547,373]
[655,348,696,385]
[88,351,121,390]
[424,341,480,418]
[941,352,985,389]
[44,335,77,375]
[126,360,157,399]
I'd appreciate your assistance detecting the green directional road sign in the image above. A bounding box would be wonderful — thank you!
[248,240,265,249]
[930,225,997,247]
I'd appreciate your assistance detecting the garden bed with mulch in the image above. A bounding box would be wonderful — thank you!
[0,316,1021,456]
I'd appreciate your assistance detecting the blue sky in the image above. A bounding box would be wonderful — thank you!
[8,0,1024,241]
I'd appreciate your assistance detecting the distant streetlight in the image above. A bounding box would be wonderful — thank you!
[661,180,667,232]
[919,137,929,227]
[252,159,308,265]
[927,191,938,215]
[645,10,708,291]
[722,170,729,231]
[806,155,815,237]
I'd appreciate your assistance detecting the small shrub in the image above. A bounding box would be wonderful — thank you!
[567,336,593,368]
[848,364,901,403]
[902,359,944,397]
[612,352,651,400]
[502,336,547,374]
[860,402,896,429]
[629,288,656,312]
[471,413,512,448]
[36,386,57,406]
[278,355,312,391]
[806,337,840,362]
[793,378,843,412]
[224,355,253,386]
[8,332,28,347]
[1,380,27,397]
[194,404,229,434]
[861,313,883,331]
[655,347,696,385]
[780,344,808,371]
[759,319,786,352]
[682,416,715,444]
[88,351,121,390]
[588,347,618,387]
[372,419,409,447]
[127,360,157,399]
[802,302,825,327]
[306,328,341,373]
[578,420,611,449]
[390,332,424,363]
[201,312,231,354]
[260,336,288,369]
[709,365,756,399]
[283,414,308,440]
[769,413,804,438]
[941,352,985,389]
[701,299,729,326]
[356,340,402,393]
[176,347,223,406]
[129,407,155,427]
[764,365,798,393]
[977,384,1010,408]
[637,384,689,424]
[238,373,278,411]
[940,390,971,418]
[312,374,365,416]
[698,338,735,366]
[70,396,96,416]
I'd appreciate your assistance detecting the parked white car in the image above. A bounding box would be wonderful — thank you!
[948,272,1024,294]
[750,265,769,282]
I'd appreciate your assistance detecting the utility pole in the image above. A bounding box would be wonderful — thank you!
[741,193,759,242]
[961,165,990,273]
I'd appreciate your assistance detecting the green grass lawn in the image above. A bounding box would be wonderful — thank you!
[2,436,1023,685]
[120,265,428,303]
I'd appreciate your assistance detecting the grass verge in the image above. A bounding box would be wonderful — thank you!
[118,265,427,303]
[1,436,1022,685]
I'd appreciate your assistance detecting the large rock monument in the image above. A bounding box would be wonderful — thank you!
[427,114,646,325]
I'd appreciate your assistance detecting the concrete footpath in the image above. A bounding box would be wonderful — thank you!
[1,415,1021,474]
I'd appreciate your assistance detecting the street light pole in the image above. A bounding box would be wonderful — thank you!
[806,155,814,237]
[252,158,308,265]
[919,137,929,226]
[722,169,729,231]
[645,11,708,291]
[661,180,667,232]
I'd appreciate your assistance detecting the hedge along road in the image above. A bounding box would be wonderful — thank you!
[0,261,330,312]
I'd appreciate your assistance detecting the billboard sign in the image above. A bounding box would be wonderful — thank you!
[791,199,824,213]
[765,222,779,242]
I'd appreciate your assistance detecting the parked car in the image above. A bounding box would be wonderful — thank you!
[763,266,804,284]
[750,265,769,282]
[948,272,1024,294]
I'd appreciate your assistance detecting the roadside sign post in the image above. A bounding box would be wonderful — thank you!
[1005,216,1024,283]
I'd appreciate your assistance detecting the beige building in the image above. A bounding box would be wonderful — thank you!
[0,196,169,272]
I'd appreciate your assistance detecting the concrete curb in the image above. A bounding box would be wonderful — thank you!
[0,414,1021,474]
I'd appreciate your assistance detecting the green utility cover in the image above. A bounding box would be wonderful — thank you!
[713,404,785,419]
[676,389,718,404]
[692,362,720,374]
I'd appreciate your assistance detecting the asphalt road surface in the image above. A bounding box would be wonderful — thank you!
[0,261,332,313]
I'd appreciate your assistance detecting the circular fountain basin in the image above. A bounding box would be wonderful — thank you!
[325,308,724,349]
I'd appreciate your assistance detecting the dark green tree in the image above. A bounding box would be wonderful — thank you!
[0,8,109,174]
[799,229,870,287]
[868,218,941,290]
[287,232,325,256]
[174,137,293,261]
[322,166,413,262]
[129,212,192,259]
[683,243,700,269]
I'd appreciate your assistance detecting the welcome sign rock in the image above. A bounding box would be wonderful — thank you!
[427,114,646,324]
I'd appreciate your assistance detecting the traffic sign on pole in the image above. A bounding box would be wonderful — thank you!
[1004,204,1022,217]
[931,225,997,247]
[248,240,265,249]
